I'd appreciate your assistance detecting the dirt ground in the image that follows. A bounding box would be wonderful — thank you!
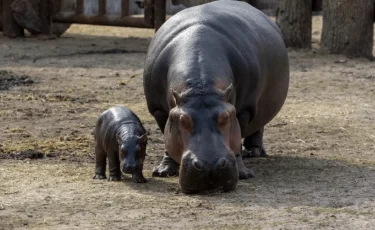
[0,16,375,229]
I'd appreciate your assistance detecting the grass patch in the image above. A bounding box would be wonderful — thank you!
[0,135,93,156]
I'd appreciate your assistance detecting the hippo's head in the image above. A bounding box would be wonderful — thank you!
[117,134,148,174]
[164,84,241,193]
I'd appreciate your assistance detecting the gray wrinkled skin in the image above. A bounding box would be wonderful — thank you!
[93,106,148,183]
[143,1,289,193]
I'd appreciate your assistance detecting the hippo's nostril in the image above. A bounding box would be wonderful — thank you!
[216,157,227,169]
[192,159,204,170]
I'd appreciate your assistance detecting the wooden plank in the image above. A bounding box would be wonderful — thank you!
[76,0,84,15]
[0,0,3,30]
[99,0,107,15]
[54,0,62,15]
[39,0,52,35]
[121,0,129,17]
[54,12,152,28]
[154,0,166,31]
[2,0,24,37]
[144,0,154,27]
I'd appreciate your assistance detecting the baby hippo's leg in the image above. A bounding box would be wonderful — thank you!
[108,151,122,181]
[93,144,107,179]
[131,169,147,183]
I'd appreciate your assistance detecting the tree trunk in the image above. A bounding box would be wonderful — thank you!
[276,0,312,48]
[321,0,374,59]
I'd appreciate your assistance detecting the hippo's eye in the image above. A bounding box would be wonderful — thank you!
[217,112,230,127]
[179,114,193,131]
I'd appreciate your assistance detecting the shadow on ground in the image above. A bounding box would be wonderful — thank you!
[123,155,375,209]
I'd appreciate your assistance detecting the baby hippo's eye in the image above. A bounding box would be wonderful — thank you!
[120,145,127,155]
[217,112,230,127]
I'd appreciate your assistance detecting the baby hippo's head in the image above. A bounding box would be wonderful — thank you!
[117,134,148,174]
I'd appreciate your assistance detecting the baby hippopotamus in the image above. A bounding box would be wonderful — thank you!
[92,106,148,183]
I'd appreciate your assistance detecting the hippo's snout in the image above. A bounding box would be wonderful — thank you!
[122,160,139,174]
[191,157,229,171]
[123,165,136,173]
[179,152,239,194]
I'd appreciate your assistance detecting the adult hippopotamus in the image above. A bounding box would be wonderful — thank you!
[143,1,289,193]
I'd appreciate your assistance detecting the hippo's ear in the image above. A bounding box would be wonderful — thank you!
[222,83,233,102]
[169,88,182,108]
[139,133,148,144]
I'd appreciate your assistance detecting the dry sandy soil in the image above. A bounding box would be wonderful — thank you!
[0,16,375,229]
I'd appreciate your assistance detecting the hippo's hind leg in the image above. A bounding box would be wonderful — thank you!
[108,151,122,181]
[93,144,107,179]
[242,127,268,158]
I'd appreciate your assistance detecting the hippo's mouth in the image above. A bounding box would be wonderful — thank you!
[178,154,239,194]
[180,177,238,194]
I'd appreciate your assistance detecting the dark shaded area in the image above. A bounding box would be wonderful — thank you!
[0,149,48,160]
[0,70,35,90]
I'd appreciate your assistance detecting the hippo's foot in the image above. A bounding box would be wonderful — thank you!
[152,152,180,177]
[236,154,254,179]
[92,174,107,180]
[132,172,148,183]
[242,146,268,158]
[108,175,122,181]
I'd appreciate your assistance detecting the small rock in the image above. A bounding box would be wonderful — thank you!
[334,59,347,64]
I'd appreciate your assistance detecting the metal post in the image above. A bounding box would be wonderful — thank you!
[2,0,24,37]
[154,0,166,32]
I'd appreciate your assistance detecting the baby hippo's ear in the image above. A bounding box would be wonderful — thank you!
[116,133,122,144]
[139,133,148,144]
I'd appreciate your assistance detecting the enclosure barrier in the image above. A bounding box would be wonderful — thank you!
[1,0,167,37]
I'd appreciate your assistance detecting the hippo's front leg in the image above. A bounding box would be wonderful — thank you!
[236,154,254,179]
[152,110,180,177]
[152,152,180,177]
[108,151,122,181]
[242,127,268,158]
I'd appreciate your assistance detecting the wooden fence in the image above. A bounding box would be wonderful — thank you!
[1,0,166,37]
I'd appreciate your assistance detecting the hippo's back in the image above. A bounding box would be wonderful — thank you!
[95,106,145,150]
[144,1,284,74]
[144,1,289,135]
